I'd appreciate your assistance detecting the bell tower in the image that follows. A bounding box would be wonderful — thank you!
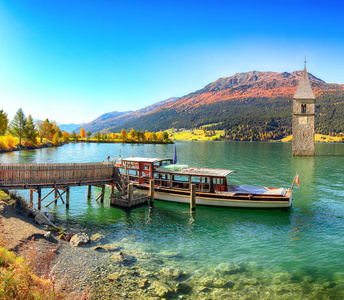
[292,64,316,156]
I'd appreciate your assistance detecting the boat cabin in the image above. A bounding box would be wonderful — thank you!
[119,157,236,193]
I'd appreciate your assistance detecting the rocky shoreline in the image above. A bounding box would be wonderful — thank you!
[1,191,343,299]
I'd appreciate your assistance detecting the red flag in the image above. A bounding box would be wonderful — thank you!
[294,173,300,187]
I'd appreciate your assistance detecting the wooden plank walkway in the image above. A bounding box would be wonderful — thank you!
[0,162,153,210]
[0,162,115,189]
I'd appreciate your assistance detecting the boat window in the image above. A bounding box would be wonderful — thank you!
[128,170,139,182]
[191,176,210,192]
[154,173,170,187]
[213,177,226,191]
[126,162,139,170]
[172,175,189,190]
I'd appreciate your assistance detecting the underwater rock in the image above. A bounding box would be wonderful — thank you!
[92,243,120,252]
[108,273,120,281]
[159,266,185,280]
[70,232,90,247]
[90,233,104,241]
[111,251,136,266]
[152,281,174,297]
[176,282,192,294]
[138,279,149,289]
[215,263,246,275]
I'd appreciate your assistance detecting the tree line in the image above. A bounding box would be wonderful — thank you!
[71,127,170,143]
[0,108,65,151]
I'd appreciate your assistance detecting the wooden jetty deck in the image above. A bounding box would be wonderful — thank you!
[0,162,151,210]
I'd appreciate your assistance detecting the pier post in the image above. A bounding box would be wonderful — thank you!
[101,185,105,204]
[149,179,154,205]
[54,188,58,204]
[30,190,33,208]
[190,184,196,212]
[87,185,92,200]
[128,183,133,207]
[111,185,115,194]
[37,188,41,210]
[66,187,70,209]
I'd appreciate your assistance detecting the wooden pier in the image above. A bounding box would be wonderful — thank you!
[0,162,144,210]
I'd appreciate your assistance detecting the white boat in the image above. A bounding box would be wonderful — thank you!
[116,157,293,209]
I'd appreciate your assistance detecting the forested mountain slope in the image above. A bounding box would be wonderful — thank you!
[109,71,344,141]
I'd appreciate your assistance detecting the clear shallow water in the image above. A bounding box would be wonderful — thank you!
[1,141,344,298]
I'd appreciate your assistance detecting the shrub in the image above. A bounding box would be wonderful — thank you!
[0,135,17,151]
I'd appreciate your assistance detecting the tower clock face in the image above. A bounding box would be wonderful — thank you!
[299,117,308,125]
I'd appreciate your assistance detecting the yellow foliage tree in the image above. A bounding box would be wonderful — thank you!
[145,131,152,141]
[80,127,86,138]
[156,130,163,140]
[121,128,127,140]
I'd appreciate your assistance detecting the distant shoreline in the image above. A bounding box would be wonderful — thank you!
[0,141,68,154]
[77,139,174,145]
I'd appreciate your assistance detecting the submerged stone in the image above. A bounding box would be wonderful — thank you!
[159,266,185,280]
[152,281,174,297]
[70,232,90,247]
[90,233,104,241]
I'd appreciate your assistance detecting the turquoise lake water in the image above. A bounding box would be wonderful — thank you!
[1,141,344,298]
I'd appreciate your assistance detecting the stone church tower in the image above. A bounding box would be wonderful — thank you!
[292,65,316,156]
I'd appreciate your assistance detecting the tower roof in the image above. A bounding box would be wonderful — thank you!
[293,66,315,100]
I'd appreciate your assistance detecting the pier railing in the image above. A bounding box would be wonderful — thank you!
[0,162,115,189]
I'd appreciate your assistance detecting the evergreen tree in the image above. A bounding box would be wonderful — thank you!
[0,109,8,135]
[25,114,38,145]
[86,131,91,140]
[9,108,27,147]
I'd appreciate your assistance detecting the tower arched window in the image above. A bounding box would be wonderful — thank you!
[301,104,307,114]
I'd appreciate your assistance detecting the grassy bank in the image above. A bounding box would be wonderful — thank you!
[279,134,344,143]
[167,129,225,141]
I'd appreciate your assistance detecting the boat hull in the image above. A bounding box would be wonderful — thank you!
[135,185,292,209]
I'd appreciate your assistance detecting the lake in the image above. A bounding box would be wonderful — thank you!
[1,141,344,299]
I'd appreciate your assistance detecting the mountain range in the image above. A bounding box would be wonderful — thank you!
[67,71,344,140]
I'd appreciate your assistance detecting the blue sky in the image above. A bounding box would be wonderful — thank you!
[1,0,344,124]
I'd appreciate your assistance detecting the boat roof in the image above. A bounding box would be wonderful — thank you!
[156,165,236,177]
[122,157,172,163]
[122,157,236,177]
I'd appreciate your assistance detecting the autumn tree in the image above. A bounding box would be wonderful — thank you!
[0,109,8,135]
[145,131,152,141]
[156,130,163,141]
[62,131,71,142]
[25,114,38,145]
[52,132,59,146]
[129,128,136,141]
[121,128,127,140]
[36,119,55,142]
[9,108,27,147]
[80,126,86,138]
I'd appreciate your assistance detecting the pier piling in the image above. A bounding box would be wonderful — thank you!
[37,188,42,210]
[190,184,196,212]
[87,185,92,200]
[149,179,154,205]
[66,187,70,209]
